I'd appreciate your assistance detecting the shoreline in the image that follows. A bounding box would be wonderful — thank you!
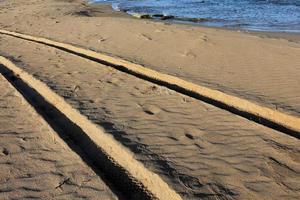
[91,1,300,42]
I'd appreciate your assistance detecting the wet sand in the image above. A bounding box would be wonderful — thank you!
[0,0,300,199]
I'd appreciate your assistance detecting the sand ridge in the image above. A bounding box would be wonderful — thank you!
[0,0,299,117]
[0,68,118,200]
[0,29,299,137]
[0,0,299,199]
[0,56,182,200]
[1,35,299,199]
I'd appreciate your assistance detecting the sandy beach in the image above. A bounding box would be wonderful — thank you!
[0,71,118,199]
[0,0,299,199]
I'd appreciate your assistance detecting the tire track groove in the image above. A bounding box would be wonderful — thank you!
[0,29,299,138]
[0,56,182,200]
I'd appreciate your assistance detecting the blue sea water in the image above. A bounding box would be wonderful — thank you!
[91,0,300,32]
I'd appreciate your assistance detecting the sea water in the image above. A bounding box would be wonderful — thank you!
[92,0,300,33]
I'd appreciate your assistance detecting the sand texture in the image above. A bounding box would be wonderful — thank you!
[0,74,118,199]
[1,34,299,200]
[1,29,299,136]
[0,0,299,117]
[0,0,300,199]
[0,55,182,200]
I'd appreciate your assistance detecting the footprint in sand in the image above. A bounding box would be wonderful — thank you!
[2,148,9,156]
[140,34,153,41]
[72,85,81,94]
[186,51,197,58]
[154,29,165,33]
[180,50,197,58]
[183,129,212,150]
[54,63,64,68]
[185,133,195,140]
[97,36,107,43]
[202,35,208,42]
[141,85,159,94]
[93,97,102,104]
[184,128,207,140]
[106,77,119,86]
[182,97,194,103]
[143,105,161,115]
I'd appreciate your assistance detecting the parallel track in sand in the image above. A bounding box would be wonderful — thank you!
[0,56,182,200]
[0,29,299,139]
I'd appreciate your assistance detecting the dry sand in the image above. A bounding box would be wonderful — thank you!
[0,73,118,199]
[0,33,299,199]
[0,0,299,117]
[0,0,300,199]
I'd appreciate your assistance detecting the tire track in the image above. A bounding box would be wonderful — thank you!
[0,72,119,200]
[0,56,182,200]
[0,29,299,138]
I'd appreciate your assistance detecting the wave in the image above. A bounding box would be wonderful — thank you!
[91,0,300,32]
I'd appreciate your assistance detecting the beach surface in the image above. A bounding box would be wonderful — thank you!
[0,0,299,117]
[0,70,118,200]
[0,0,300,199]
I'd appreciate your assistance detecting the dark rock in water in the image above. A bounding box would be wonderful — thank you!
[152,14,175,21]
[174,17,208,23]
[189,18,208,23]
[140,14,152,19]
[120,8,129,12]
[152,14,164,18]
[131,13,152,19]
[161,15,175,20]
